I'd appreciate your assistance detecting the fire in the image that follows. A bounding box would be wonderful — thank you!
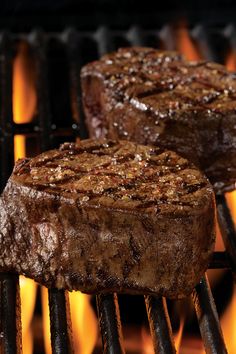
[225,50,236,72]
[13,41,38,354]
[220,283,236,354]
[213,53,236,354]
[13,41,37,161]
[175,25,201,61]
[19,276,37,354]
[141,327,154,354]
[141,313,185,353]
[42,288,98,354]
[12,40,98,354]
[13,42,37,124]
[221,182,236,353]
[69,292,98,353]
[41,287,51,354]
[174,317,185,352]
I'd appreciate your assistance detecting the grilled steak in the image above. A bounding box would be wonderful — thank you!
[81,47,236,193]
[0,139,215,298]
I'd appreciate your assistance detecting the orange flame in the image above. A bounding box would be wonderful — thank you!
[13,40,98,354]
[42,287,98,353]
[41,286,51,354]
[221,283,236,354]
[214,53,236,354]
[141,327,154,354]
[19,276,37,354]
[69,292,98,353]
[13,41,38,354]
[175,26,201,61]
[225,50,236,72]
[174,317,185,352]
[141,316,184,353]
[13,41,37,161]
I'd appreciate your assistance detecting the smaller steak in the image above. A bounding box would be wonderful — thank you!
[0,139,215,298]
[81,47,236,193]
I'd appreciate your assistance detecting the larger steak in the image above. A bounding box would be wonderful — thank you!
[0,139,215,298]
[81,47,236,193]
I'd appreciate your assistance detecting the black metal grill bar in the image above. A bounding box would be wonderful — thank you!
[145,296,176,354]
[216,195,236,276]
[96,293,125,354]
[63,28,88,140]
[0,32,14,193]
[127,26,146,47]
[48,289,73,354]
[191,25,216,61]
[192,274,228,354]
[10,122,75,137]
[209,251,230,269]
[0,274,21,354]
[29,30,53,152]
[0,26,236,354]
[95,27,115,57]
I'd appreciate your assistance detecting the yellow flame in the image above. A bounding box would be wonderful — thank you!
[13,41,38,354]
[13,41,36,162]
[13,42,36,124]
[19,276,37,354]
[221,283,236,354]
[14,135,26,160]
[42,287,98,353]
[41,286,51,354]
[69,292,98,353]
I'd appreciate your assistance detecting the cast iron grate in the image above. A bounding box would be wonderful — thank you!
[0,25,235,353]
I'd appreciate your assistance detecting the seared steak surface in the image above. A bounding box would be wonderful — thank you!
[0,139,215,298]
[81,47,236,193]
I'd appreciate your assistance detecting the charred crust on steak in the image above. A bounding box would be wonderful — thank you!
[81,47,236,193]
[0,139,216,298]
[12,139,211,214]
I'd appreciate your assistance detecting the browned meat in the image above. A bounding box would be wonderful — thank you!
[81,47,236,193]
[0,139,215,298]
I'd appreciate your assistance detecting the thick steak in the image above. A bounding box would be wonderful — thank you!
[81,47,236,193]
[0,139,215,298]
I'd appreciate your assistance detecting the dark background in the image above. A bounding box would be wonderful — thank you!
[1,0,236,31]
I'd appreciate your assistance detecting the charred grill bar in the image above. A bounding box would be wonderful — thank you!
[0,26,235,353]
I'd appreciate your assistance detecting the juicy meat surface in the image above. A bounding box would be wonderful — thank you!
[0,139,216,298]
[81,47,236,193]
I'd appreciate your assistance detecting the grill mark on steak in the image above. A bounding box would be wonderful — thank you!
[0,138,216,297]
[81,47,236,193]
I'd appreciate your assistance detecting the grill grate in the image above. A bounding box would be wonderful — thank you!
[0,25,236,353]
